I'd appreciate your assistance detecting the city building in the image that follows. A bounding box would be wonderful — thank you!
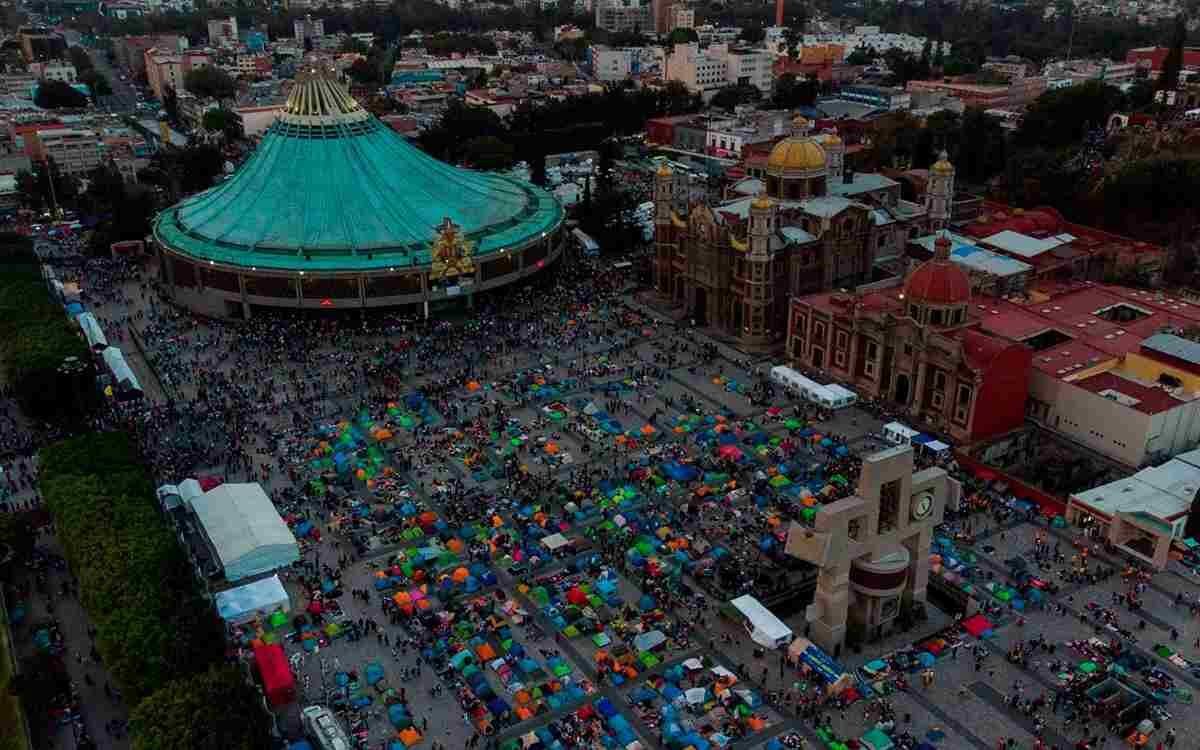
[787,232,1035,445]
[1067,448,1200,568]
[152,63,565,319]
[294,16,326,45]
[828,84,911,111]
[981,56,1036,80]
[0,71,37,98]
[594,0,653,34]
[1125,46,1200,79]
[234,54,273,79]
[652,117,928,349]
[664,43,772,98]
[1042,59,1139,87]
[906,76,1048,110]
[785,445,960,655]
[36,128,104,176]
[669,4,695,31]
[207,17,239,48]
[112,34,189,76]
[956,203,1166,286]
[145,49,212,101]
[18,28,68,63]
[651,0,672,34]
[27,60,77,84]
[587,45,660,82]
[970,285,1200,468]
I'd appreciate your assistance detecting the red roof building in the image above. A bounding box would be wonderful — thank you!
[1124,46,1200,75]
[787,239,1032,445]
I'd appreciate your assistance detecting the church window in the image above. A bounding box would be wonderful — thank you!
[836,331,848,349]
[954,384,973,424]
[930,308,944,326]
[933,370,947,391]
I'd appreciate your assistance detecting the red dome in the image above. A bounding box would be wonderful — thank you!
[905,258,971,306]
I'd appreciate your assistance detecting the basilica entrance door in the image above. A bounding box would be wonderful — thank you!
[694,288,708,326]
[894,373,911,406]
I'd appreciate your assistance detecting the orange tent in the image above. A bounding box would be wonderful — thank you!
[393,591,412,606]
[640,424,656,436]
[451,567,470,583]
[447,538,466,554]
[467,381,481,391]
[475,643,497,661]
[398,727,422,747]
[544,442,560,455]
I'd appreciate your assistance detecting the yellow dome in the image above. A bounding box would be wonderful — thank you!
[930,150,954,175]
[767,137,827,172]
[656,162,673,177]
[752,193,772,210]
[815,131,842,146]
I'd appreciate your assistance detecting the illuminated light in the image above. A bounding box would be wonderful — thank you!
[299,271,305,276]
[320,298,333,307]
[535,260,545,269]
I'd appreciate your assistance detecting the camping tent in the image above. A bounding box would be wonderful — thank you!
[729,595,792,649]
[541,533,570,552]
[215,574,290,624]
[189,483,300,582]
[254,643,296,707]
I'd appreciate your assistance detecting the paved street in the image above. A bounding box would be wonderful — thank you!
[7,243,1200,750]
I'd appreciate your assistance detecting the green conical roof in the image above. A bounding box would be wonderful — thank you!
[154,62,562,272]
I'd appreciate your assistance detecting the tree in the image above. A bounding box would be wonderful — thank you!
[956,107,1007,184]
[738,26,766,44]
[130,666,273,750]
[771,73,820,109]
[845,46,876,66]
[710,84,761,111]
[201,108,242,140]
[462,135,515,170]
[35,80,88,109]
[666,27,699,47]
[346,57,377,85]
[15,171,44,212]
[80,70,112,97]
[184,66,237,100]
[1015,80,1125,150]
[1159,14,1186,93]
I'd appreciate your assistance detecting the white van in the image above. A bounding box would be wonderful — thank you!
[301,705,352,750]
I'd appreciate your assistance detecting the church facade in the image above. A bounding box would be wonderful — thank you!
[652,117,946,349]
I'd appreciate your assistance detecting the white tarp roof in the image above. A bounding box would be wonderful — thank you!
[214,574,290,623]
[884,422,920,440]
[541,532,570,550]
[102,346,142,394]
[730,594,793,648]
[190,483,299,582]
[76,312,107,350]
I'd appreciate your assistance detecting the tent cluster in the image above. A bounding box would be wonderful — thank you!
[372,532,499,604]
[309,411,400,488]
[493,696,633,750]
[432,618,593,734]
[629,660,772,748]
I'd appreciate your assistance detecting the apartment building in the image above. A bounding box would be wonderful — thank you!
[145,49,212,100]
[37,128,103,176]
[664,43,772,97]
[207,17,239,48]
[594,0,653,34]
[28,60,77,83]
[906,76,1048,110]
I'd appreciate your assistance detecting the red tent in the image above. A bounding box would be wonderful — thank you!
[566,587,587,606]
[254,643,296,707]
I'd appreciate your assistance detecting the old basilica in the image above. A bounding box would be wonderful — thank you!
[652,116,955,349]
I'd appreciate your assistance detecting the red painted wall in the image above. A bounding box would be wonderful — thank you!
[970,344,1032,441]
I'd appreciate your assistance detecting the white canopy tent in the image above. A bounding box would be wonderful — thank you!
[540,532,570,551]
[189,483,299,582]
[214,574,290,624]
[729,594,793,649]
